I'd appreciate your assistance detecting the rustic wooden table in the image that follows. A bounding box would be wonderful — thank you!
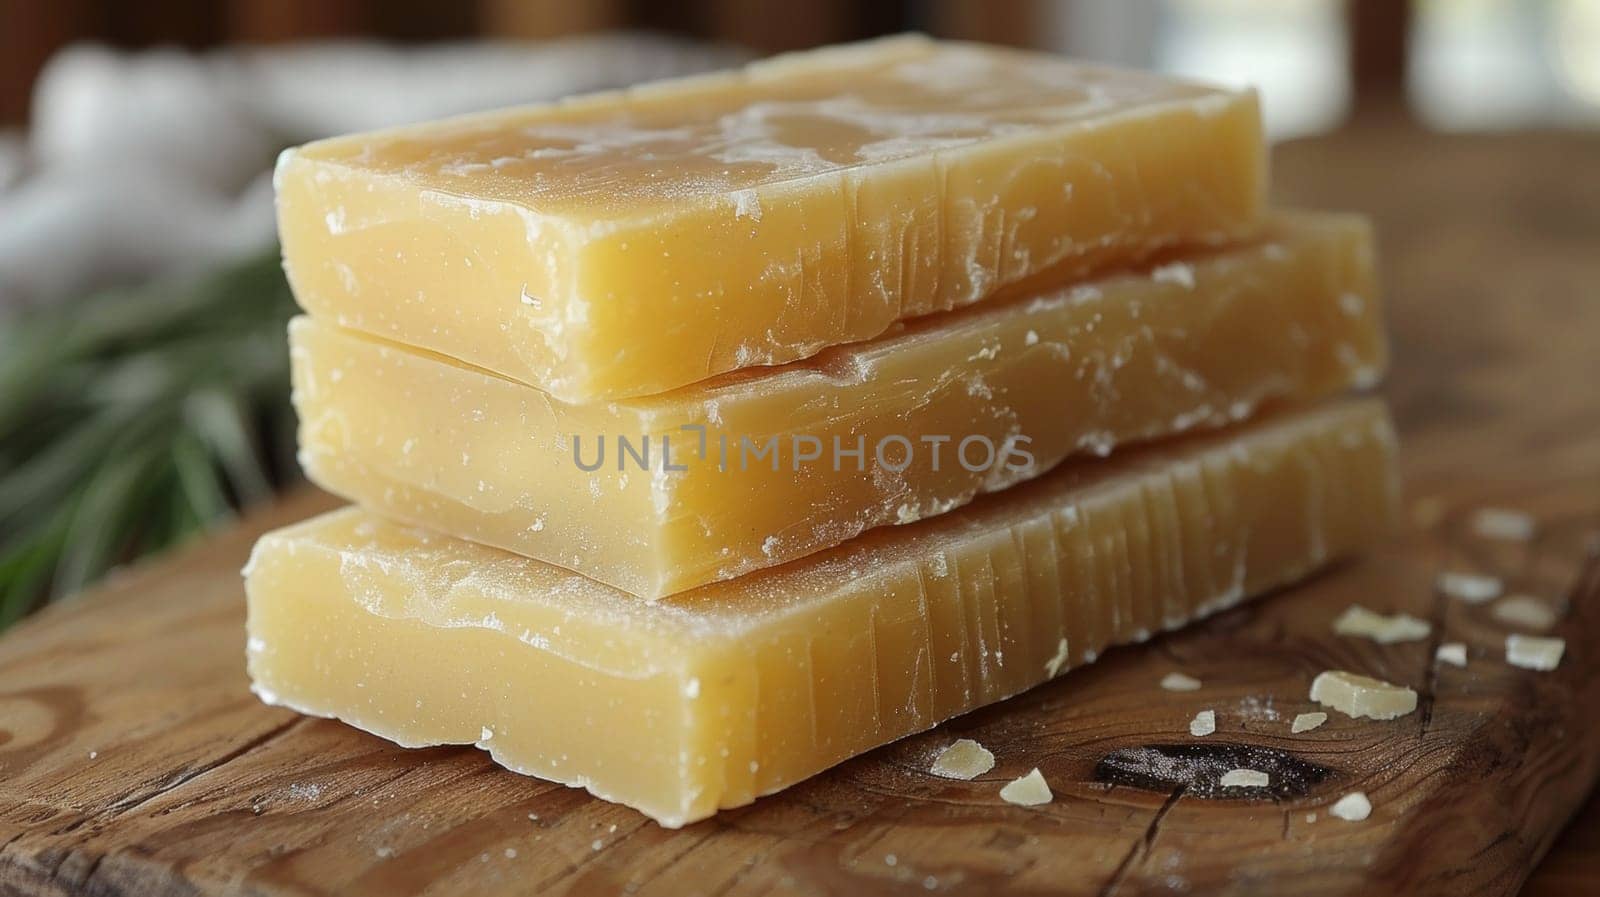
[0,119,1596,896]
[1274,117,1600,897]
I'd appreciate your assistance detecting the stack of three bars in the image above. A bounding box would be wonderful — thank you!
[245,36,1398,827]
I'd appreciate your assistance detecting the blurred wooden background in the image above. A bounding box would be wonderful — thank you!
[0,0,1413,126]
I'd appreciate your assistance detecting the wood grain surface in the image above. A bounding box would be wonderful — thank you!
[1,120,1597,896]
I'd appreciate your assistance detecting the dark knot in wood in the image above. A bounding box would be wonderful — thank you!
[1094,743,1333,801]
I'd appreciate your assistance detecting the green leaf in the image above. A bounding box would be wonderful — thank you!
[0,248,300,629]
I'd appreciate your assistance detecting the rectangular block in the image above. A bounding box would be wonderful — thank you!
[291,212,1385,598]
[246,399,1400,827]
[276,35,1265,401]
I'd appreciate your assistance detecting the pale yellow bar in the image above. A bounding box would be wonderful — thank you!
[246,399,1400,827]
[276,35,1264,401]
[291,212,1384,598]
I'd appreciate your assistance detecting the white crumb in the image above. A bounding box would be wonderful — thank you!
[1333,604,1432,644]
[999,768,1053,806]
[1435,642,1468,667]
[1310,670,1418,720]
[1220,769,1269,788]
[1437,571,1503,604]
[1492,595,1558,630]
[1506,634,1565,671]
[1161,672,1202,692]
[1330,792,1372,821]
[929,738,995,780]
[1291,712,1328,733]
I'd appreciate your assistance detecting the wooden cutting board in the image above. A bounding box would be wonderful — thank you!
[1,123,1598,897]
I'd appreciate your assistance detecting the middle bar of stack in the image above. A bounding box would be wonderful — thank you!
[290,213,1383,598]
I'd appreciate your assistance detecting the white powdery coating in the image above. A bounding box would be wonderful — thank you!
[1332,604,1432,644]
[1291,712,1328,733]
[1435,642,1468,667]
[1189,710,1217,737]
[1151,262,1196,289]
[1506,634,1565,671]
[1472,507,1536,542]
[1330,792,1372,821]
[929,738,996,780]
[1492,595,1559,631]
[1437,571,1503,604]
[1220,768,1269,788]
[1044,638,1071,677]
[999,768,1053,806]
[729,188,763,221]
[1235,694,1280,723]
[1161,672,1202,692]
[1310,670,1418,720]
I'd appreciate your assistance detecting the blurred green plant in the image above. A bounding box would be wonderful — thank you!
[0,250,299,630]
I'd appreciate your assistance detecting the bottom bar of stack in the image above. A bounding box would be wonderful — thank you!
[245,399,1398,827]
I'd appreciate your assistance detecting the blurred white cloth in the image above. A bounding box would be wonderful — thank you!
[0,132,25,192]
[1,34,739,310]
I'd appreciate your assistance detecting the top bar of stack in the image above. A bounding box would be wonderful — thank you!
[275,35,1265,401]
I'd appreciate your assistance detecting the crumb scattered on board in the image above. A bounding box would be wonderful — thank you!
[1220,769,1270,788]
[1435,642,1468,667]
[1331,792,1372,822]
[1310,670,1418,720]
[1189,710,1217,737]
[1506,634,1565,671]
[1437,571,1503,604]
[930,738,995,780]
[1492,595,1558,630]
[1161,672,1202,692]
[1333,604,1431,644]
[1000,769,1053,806]
[1291,712,1327,733]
